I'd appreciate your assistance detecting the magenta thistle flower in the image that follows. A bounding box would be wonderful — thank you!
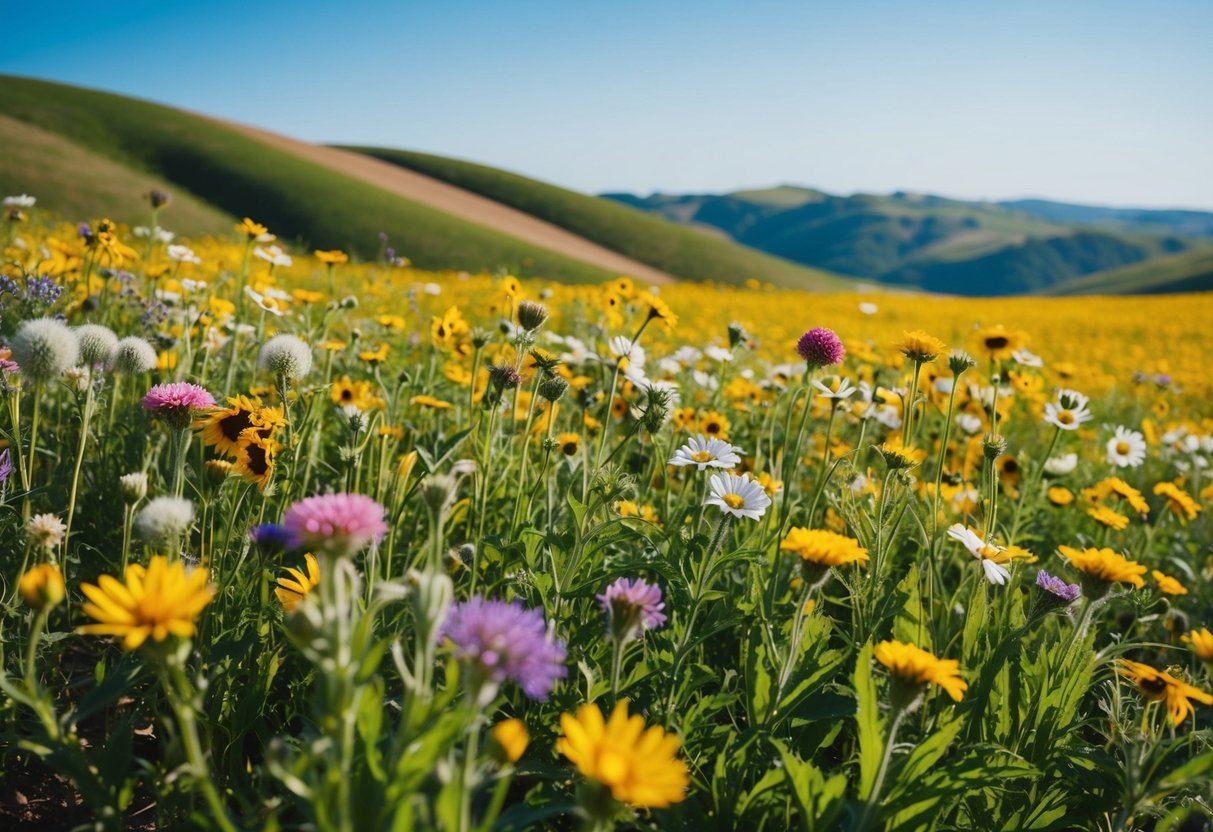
[440,597,567,703]
[282,493,388,557]
[142,382,216,429]
[597,577,667,643]
[796,327,845,369]
[1036,570,1081,604]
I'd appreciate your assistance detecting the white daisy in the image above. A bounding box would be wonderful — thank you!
[858,301,878,315]
[955,413,983,435]
[705,345,734,363]
[669,435,742,471]
[1044,453,1078,476]
[705,472,771,521]
[946,524,1010,586]
[1012,349,1043,367]
[167,244,200,264]
[1043,389,1092,431]
[253,245,292,268]
[812,376,857,400]
[4,194,36,208]
[1105,426,1146,468]
[672,346,702,367]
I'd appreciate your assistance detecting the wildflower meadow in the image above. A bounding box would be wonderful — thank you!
[2,198,1213,831]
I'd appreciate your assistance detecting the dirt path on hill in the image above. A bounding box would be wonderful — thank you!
[208,117,675,284]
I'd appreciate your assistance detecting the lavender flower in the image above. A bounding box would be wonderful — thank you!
[1036,570,1082,603]
[440,597,567,704]
[0,448,13,484]
[597,577,667,643]
[796,327,846,369]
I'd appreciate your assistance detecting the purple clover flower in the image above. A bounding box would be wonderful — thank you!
[1036,570,1081,603]
[597,577,667,643]
[440,597,567,703]
[796,327,846,369]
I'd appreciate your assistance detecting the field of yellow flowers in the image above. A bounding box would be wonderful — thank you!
[2,196,1212,831]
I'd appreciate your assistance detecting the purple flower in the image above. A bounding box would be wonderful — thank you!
[796,327,846,369]
[0,448,12,484]
[249,522,291,555]
[142,382,216,429]
[282,493,388,557]
[597,577,666,643]
[1036,570,1081,603]
[440,597,567,703]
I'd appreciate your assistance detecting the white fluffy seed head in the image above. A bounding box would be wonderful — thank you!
[112,336,158,374]
[258,334,312,381]
[135,496,194,545]
[75,324,119,366]
[119,472,149,504]
[10,318,79,382]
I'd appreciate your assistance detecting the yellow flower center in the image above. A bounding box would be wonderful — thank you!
[1115,441,1130,454]
[722,493,746,509]
[978,544,1001,560]
[1057,410,1075,425]
[691,450,714,463]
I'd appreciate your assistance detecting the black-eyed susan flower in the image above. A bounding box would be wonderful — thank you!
[557,700,688,808]
[232,432,280,489]
[275,554,320,613]
[698,410,730,439]
[874,639,967,703]
[1116,659,1212,726]
[237,217,269,239]
[639,291,677,329]
[195,395,262,455]
[1059,545,1146,595]
[557,432,581,456]
[973,324,1028,361]
[79,556,214,650]
[358,343,389,364]
[780,528,869,569]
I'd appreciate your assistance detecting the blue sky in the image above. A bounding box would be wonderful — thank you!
[3,0,1212,208]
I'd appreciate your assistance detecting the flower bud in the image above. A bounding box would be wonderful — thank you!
[489,718,528,764]
[19,563,65,611]
[516,300,549,332]
[119,472,149,504]
[538,375,569,403]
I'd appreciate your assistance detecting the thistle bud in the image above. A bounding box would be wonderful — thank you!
[982,433,1007,461]
[538,375,569,403]
[516,300,549,333]
[727,322,750,349]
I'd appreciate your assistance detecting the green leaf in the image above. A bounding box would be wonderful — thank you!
[854,642,884,800]
[892,564,930,650]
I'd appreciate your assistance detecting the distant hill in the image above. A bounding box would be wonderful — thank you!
[605,187,1207,295]
[341,149,850,290]
[0,76,851,291]
[998,199,1213,238]
[1040,247,1213,296]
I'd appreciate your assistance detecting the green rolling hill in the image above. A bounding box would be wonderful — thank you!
[606,187,1207,295]
[1040,247,1213,295]
[338,148,851,290]
[0,76,852,290]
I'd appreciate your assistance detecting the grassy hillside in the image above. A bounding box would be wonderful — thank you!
[0,76,616,282]
[607,188,1199,295]
[0,113,236,234]
[342,148,850,290]
[1041,247,1213,295]
[999,199,1213,238]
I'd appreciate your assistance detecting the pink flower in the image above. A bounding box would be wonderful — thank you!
[282,493,388,557]
[142,382,216,429]
[796,327,845,369]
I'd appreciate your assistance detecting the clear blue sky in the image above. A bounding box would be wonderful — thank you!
[3,0,1212,209]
